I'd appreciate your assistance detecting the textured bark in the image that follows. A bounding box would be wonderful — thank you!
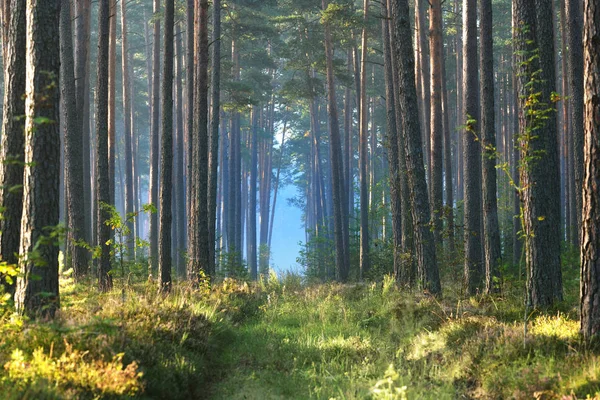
[462,0,483,295]
[208,0,220,277]
[185,0,194,273]
[567,0,584,246]
[159,0,174,291]
[514,0,563,308]
[416,0,431,187]
[383,0,403,281]
[323,0,349,282]
[108,0,116,207]
[188,0,210,282]
[120,0,135,261]
[429,0,444,242]
[74,0,92,245]
[581,0,600,339]
[149,0,160,276]
[60,0,88,279]
[95,0,112,292]
[359,0,370,279]
[174,23,185,276]
[390,0,441,295]
[0,0,25,292]
[480,0,501,293]
[15,0,61,317]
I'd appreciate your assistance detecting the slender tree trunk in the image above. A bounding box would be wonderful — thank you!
[120,0,135,261]
[323,0,349,281]
[480,0,502,293]
[158,0,174,291]
[60,0,88,280]
[580,0,600,339]
[383,0,403,281]
[75,0,92,246]
[15,0,61,317]
[208,0,221,276]
[108,0,116,207]
[567,0,584,247]
[249,108,258,279]
[359,0,370,279]
[0,0,25,293]
[390,0,441,295]
[149,0,160,276]
[429,0,444,242]
[175,23,185,277]
[96,0,112,292]
[462,0,483,295]
[189,0,210,281]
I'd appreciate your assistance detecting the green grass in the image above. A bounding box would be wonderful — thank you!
[1,269,600,399]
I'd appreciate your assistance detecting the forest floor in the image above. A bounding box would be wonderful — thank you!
[1,260,600,399]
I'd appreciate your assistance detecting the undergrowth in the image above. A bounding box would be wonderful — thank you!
[0,267,599,399]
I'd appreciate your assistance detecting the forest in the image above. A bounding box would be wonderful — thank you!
[0,0,600,398]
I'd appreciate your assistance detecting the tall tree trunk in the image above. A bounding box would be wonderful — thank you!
[429,0,444,242]
[185,0,194,272]
[514,0,563,308]
[383,0,403,281]
[74,0,92,246]
[480,0,501,293]
[96,0,112,292]
[159,0,174,291]
[108,0,116,207]
[189,0,210,281]
[462,0,483,295]
[359,0,370,279]
[416,0,431,187]
[120,0,135,261]
[390,0,441,295]
[149,0,160,276]
[60,0,88,280]
[175,23,185,277]
[249,108,258,279]
[15,0,61,317]
[566,0,584,246]
[0,0,25,293]
[323,0,349,282]
[208,0,221,276]
[580,0,600,339]
[441,30,455,253]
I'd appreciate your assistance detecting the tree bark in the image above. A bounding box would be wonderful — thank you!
[96,0,112,292]
[567,0,584,246]
[480,0,501,293]
[15,0,61,317]
[429,0,444,243]
[323,0,349,282]
[120,0,135,260]
[580,0,600,339]
[0,0,25,293]
[359,0,370,279]
[60,0,88,280]
[462,0,483,295]
[159,0,174,291]
[149,0,160,276]
[208,0,221,276]
[74,0,92,246]
[514,0,563,308]
[390,0,441,295]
